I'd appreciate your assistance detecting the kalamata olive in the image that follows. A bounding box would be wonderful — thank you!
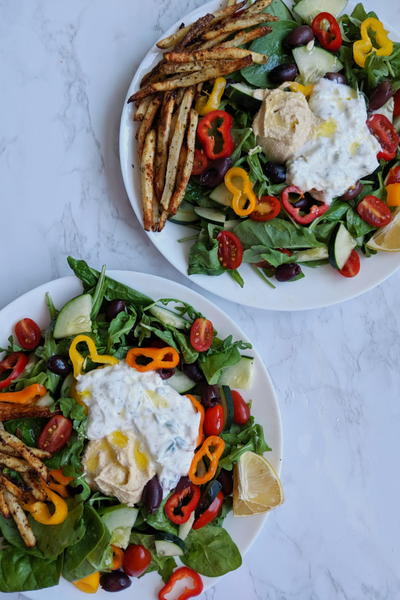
[47,355,71,377]
[292,192,315,211]
[157,368,176,379]
[201,384,220,409]
[269,63,298,85]
[340,181,364,201]
[100,571,131,592]
[199,157,232,188]
[275,263,302,282]
[174,476,191,493]
[141,474,162,513]
[217,469,233,496]
[285,25,314,49]
[368,81,394,112]
[324,72,347,85]
[182,362,205,383]
[264,161,286,184]
[106,299,126,321]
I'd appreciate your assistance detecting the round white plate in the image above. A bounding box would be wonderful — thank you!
[0,270,282,599]
[119,0,400,311]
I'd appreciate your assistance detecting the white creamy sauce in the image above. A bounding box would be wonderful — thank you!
[76,361,200,495]
[287,78,381,203]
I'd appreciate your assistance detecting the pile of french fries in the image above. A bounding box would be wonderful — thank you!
[0,421,52,548]
[128,0,276,231]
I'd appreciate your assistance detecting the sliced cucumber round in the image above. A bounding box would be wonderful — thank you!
[294,0,347,22]
[194,207,227,224]
[225,83,261,111]
[296,247,329,262]
[100,505,138,549]
[154,531,186,556]
[178,511,195,541]
[329,223,357,270]
[169,202,199,225]
[293,45,343,84]
[53,294,92,339]
[168,369,196,394]
[209,183,232,207]
[219,356,254,391]
[149,305,189,329]
[220,385,234,431]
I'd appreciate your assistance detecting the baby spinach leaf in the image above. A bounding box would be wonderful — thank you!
[141,496,178,536]
[4,418,45,447]
[346,207,376,238]
[267,0,293,21]
[188,224,225,277]
[199,336,251,385]
[234,218,323,250]
[243,246,296,267]
[182,525,242,576]
[0,550,62,592]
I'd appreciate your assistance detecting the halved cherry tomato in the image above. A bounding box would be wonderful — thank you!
[192,148,209,175]
[123,544,152,577]
[250,195,281,222]
[14,318,41,351]
[356,195,392,227]
[231,390,250,425]
[38,415,73,454]
[204,405,224,436]
[394,89,400,119]
[190,318,213,352]
[386,165,400,185]
[217,230,243,269]
[339,249,360,278]
[0,352,28,390]
[367,114,399,161]
[193,491,224,529]
[164,482,200,524]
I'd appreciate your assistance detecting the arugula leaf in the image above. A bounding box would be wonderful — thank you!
[243,246,296,267]
[107,310,136,352]
[91,264,107,320]
[199,336,251,385]
[0,335,24,354]
[129,532,176,583]
[234,218,323,250]
[182,525,242,576]
[45,292,58,321]
[220,416,271,471]
[0,550,62,592]
[173,329,199,364]
[188,224,225,277]
[45,430,86,477]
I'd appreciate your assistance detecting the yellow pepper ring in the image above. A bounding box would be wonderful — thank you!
[24,484,68,525]
[287,82,314,97]
[353,17,393,67]
[224,167,257,217]
[69,334,119,378]
[73,572,100,594]
[195,77,226,116]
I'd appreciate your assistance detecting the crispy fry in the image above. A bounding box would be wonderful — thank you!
[0,404,53,422]
[0,442,50,460]
[165,47,268,65]
[0,474,26,500]
[159,62,203,75]
[141,129,157,231]
[160,87,194,211]
[244,0,273,15]
[198,31,235,50]
[173,14,214,51]
[156,2,246,49]
[0,488,10,518]
[140,59,164,88]
[155,92,175,200]
[130,56,252,101]
[0,430,49,483]
[136,95,161,157]
[158,210,169,231]
[4,491,36,548]
[134,96,153,121]
[0,453,30,472]
[21,472,47,501]
[202,13,277,41]
[168,108,198,216]
[219,25,272,48]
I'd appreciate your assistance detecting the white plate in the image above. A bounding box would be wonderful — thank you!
[0,270,282,599]
[119,0,400,311]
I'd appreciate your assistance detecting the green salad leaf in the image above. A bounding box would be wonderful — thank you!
[129,532,176,583]
[182,525,242,576]
[234,218,324,250]
[220,416,271,471]
[0,550,62,592]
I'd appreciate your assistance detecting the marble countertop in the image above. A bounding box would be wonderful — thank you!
[1,0,400,598]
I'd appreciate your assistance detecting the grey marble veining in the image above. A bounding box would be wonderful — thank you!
[0,1,400,599]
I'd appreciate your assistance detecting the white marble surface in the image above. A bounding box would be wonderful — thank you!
[1,0,400,598]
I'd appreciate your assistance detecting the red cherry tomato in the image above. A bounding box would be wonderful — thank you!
[192,148,209,175]
[38,416,73,454]
[367,114,399,161]
[14,318,41,351]
[250,195,281,222]
[339,249,360,278]
[193,491,224,529]
[217,231,243,269]
[123,544,152,577]
[386,165,400,185]
[204,405,224,436]
[394,89,400,119]
[190,318,213,352]
[231,390,250,425]
[356,195,392,227]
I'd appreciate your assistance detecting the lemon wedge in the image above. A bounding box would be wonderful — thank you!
[233,451,283,516]
[367,208,400,252]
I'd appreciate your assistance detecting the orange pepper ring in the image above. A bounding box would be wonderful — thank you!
[189,435,225,485]
[126,346,180,372]
[0,384,47,405]
[111,545,124,570]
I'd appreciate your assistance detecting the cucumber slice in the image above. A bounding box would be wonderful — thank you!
[294,0,347,22]
[209,183,232,207]
[155,540,184,557]
[178,511,195,541]
[100,505,138,549]
[219,356,254,390]
[169,202,199,225]
[168,369,196,394]
[194,207,227,224]
[225,83,261,111]
[149,305,189,329]
[220,385,234,430]
[53,294,92,339]
[328,223,357,270]
[293,45,343,83]
[296,247,329,262]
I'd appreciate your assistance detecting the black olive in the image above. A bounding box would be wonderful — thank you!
[264,162,286,184]
[285,25,314,49]
[47,355,71,377]
[368,81,394,112]
[217,469,233,496]
[199,157,232,188]
[340,181,364,201]
[157,368,176,379]
[275,263,302,282]
[141,475,162,513]
[100,571,131,592]
[182,362,205,383]
[269,63,298,85]
[324,72,347,85]
[201,384,220,409]
[106,300,126,321]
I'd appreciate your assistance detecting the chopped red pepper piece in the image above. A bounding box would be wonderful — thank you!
[197,110,234,161]
[281,186,329,225]
[158,566,203,600]
[193,491,224,529]
[165,482,201,525]
[311,12,342,52]
[0,352,28,390]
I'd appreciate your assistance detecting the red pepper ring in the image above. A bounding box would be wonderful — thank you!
[197,110,234,161]
[158,566,203,600]
[126,346,180,372]
[281,185,329,225]
[165,482,201,525]
[311,12,342,52]
[0,352,29,390]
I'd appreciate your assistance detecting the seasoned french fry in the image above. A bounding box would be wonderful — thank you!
[159,63,204,75]
[0,404,53,422]
[155,92,175,200]
[160,87,194,211]
[173,14,214,51]
[168,108,198,216]
[244,0,273,15]
[158,210,169,231]
[198,31,235,50]
[21,472,47,501]
[0,474,26,500]
[136,95,162,157]
[0,488,10,518]
[0,442,50,460]
[4,491,36,548]
[202,13,277,41]
[219,25,272,48]
[140,59,164,88]
[130,56,252,101]
[0,430,49,482]
[165,47,268,65]
[0,453,30,472]
[134,96,153,121]
[141,129,157,231]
